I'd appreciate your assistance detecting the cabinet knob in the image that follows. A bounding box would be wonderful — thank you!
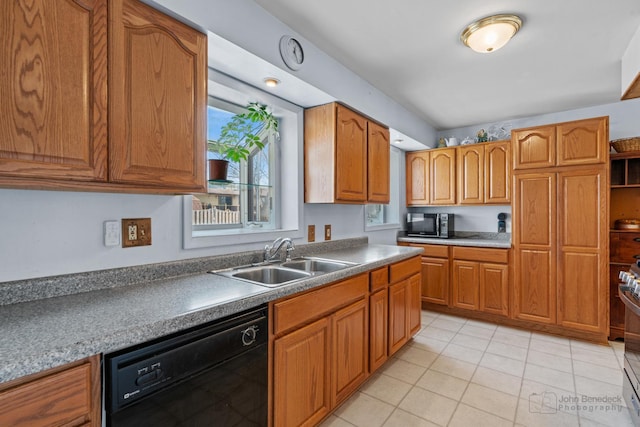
[634,238,640,243]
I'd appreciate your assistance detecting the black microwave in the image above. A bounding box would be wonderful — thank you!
[406,213,454,238]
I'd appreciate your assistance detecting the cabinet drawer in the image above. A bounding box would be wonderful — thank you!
[0,358,96,427]
[452,247,509,264]
[389,256,421,283]
[273,273,368,335]
[610,232,640,263]
[407,243,449,258]
[370,266,389,292]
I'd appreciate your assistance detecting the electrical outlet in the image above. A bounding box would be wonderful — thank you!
[122,218,152,248]
[308,225,315,242]
[324,224,331,241]
[104,220,121,247]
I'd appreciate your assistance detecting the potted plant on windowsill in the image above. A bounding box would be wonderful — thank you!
[207,102,278,181]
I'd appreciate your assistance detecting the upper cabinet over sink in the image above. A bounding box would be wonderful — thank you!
[0,0,206,194]
[304,102,390,204]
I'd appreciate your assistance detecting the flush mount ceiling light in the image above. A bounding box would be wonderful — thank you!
[461,14,522,53]
[263,77,280,87]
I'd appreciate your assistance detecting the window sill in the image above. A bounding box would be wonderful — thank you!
[364,222,401,232]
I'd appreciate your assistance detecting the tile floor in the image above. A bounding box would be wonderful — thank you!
[320,310,633,427]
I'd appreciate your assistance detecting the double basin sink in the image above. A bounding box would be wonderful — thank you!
[212,257,358,287]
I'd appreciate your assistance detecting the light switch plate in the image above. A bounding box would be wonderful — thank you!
[308,225,315,242]
[104,220,121,247]
[324,224,331,241]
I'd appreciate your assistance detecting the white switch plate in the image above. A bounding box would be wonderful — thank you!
[104,220,121,247]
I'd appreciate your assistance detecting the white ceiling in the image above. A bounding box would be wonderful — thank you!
[253,0,640,130]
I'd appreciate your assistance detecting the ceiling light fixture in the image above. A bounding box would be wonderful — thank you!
[461,14,522,53]
[394,139,404,145]
[263,77,280,87]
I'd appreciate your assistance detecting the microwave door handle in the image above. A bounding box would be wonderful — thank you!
[436,215,441,237]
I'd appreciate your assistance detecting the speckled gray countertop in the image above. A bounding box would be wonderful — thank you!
[397,231,511,249]
[0,241,422,384]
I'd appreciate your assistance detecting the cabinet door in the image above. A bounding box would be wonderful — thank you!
[556,117,608,166]
[421,256,449,305]
[388,280,408,356]
[0,355,101,427]
[367,121,390,203]
[109,0,206,191]
[408,273,422,336]
[480,263,509,317]
[406,151,429,205]
[513,126,556,170]
[513,173,557,323]
[430,148,456,204]
[485,141,511,203]
[335,105,367,202]
[457,145,484,204]
[557,168,607,334]
[369,288,388,373]
[274,318,331,427]
[452,260,479,310]
[332,298,368,406]
[0,0,108,182]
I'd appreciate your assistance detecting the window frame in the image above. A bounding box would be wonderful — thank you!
[182,68,303,249]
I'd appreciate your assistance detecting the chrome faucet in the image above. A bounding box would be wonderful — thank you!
[264,237,295,262]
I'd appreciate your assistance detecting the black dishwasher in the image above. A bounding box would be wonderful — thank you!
[105,305,268,427]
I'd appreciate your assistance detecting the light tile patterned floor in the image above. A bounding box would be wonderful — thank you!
[319,310,633,427]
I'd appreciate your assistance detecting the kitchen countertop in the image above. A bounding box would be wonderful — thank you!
[397,231,511,249]
[0,242,422,384]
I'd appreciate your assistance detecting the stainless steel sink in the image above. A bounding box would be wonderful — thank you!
[217,265,311,287]
[212,256,357,288]
[281,257,357,273]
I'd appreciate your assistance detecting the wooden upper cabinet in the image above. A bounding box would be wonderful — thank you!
[556,117,608,166]
[109,0,206,191]
[513,117,608,171]
[513,125,556,170]
[335,105,368,202]
[367,121,390,203]
[304,102,389,204]
[0,0,108,182]
[406,151,429,206]
[430,148,456,205]
[457,145,484,204]
[485,141,511,203]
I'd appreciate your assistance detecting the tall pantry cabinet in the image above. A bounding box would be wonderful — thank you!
[512,116,609,341]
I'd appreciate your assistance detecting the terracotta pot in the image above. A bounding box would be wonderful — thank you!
[207,159,229,181]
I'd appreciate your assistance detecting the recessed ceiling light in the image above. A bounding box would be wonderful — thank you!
[461,14,522,53]
[263,77,280,87]
[394,139,404,144]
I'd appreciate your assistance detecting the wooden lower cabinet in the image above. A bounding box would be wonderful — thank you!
[0,355,101,427]
[389,272,421,356]
[452,260,479,310]
[271,256,421,426]
[480,263,509,317]
[273,318,331,427]
[332,299,368,407]
[388,279,410,356]
[452,248,509,317]
[421,256,449,305]
[369,287,388,372]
